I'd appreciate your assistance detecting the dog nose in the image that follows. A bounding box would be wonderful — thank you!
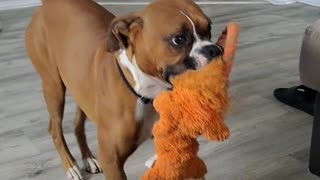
[199,44,224,60]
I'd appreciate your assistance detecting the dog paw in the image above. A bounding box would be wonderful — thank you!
[83,157,102,174]
[66,166,83,180]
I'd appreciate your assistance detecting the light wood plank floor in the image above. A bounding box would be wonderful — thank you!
[1,1,320,180]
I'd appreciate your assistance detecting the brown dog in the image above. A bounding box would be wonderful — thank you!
[25,0,224,179]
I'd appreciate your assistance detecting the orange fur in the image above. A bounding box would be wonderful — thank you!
[142,22,239,180]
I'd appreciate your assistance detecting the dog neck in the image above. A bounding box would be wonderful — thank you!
[117,49,172,99]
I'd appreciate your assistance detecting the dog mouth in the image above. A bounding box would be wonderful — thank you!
[163,57,212,83]
[164,44,223,82]
[163,64,189,83]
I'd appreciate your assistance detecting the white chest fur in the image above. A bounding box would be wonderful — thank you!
[118,50,172,99]
[118,49,170,144]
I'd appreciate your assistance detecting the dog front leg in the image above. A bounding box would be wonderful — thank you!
[97,122,138,180]
[97,127,126,180]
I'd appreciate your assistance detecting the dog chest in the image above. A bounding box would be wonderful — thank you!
[135,99,158,145]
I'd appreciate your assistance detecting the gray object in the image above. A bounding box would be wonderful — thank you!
[299,20,320,177]
[0,20,2,33]
[300,19,320,91]
[310,94,320,177]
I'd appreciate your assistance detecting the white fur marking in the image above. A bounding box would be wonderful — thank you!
[180,11,200,41]
[118,50,172,99]
[66,166,83,180]
[118,50,169,143]
[83,157,102,174]
[180,11,215,68]
[132,57,172,97]
[119,50,141,90]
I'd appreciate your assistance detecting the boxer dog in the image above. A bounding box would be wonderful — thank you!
[25,0,223,179]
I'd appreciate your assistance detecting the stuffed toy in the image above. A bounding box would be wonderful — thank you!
[141,22,239,180]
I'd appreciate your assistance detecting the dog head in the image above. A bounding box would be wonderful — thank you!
[106,0,223,97]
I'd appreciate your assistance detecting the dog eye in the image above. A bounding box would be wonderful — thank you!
[172,35,187,46]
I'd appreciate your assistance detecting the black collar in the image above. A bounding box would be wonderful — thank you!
[115,59,153,104]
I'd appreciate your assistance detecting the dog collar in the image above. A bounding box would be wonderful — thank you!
[115,59,153,104]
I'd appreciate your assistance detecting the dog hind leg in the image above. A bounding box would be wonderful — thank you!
[42,78,83,180]
[73,106,102,174]
[26,12,82,180]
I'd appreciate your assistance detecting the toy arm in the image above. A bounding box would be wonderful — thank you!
[216,22,239,77]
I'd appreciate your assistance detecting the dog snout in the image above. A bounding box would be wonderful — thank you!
[199,44,224,61]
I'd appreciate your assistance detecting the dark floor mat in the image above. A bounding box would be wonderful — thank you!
[273,85,317,116]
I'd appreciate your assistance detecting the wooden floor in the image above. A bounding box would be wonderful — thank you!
[1,1,320,180]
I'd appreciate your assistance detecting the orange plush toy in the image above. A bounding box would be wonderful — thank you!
[142,22,239,180]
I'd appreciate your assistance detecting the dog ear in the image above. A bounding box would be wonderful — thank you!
[106,13,143,52]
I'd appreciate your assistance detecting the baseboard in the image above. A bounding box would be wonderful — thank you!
[0,0,41,11]
[267,0,296,5]
[299,0,320,7]
[268,0,320,6]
